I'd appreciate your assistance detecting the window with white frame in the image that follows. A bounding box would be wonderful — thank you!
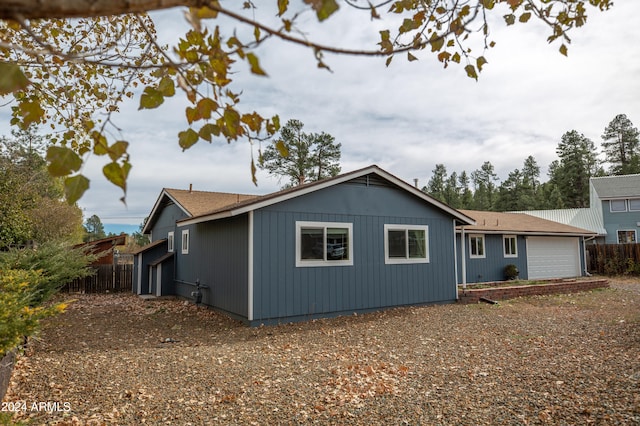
[617,230,637,244]
[503,235,517,258]
[629,198,640,211]
[384,225,429,264]
[610,199,627,212]
[167,231,174,252]
[469,234,485,258]
[181,229,190,254]
[296,221,353,267]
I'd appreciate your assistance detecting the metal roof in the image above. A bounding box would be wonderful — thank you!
[590,174,640,199]
[512,208,606,236]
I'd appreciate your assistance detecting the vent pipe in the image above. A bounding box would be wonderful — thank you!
[189,183,193,193]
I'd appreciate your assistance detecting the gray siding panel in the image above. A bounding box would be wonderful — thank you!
[174,216,248,318]
[251,182,457,323]
[602,200,640,243]
[457,234,528,283]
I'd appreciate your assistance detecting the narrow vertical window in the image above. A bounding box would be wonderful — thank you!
[167,231,174,252]
[503,235,517,258]
[469,234,485,258]
[181,229,189,254]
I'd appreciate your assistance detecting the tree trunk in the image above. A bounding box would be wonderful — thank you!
[0,0,204,19]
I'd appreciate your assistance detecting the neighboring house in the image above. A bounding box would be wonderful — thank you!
[133,165,475,325]
[456,210,596,284]
[75,234,127,266]
[519,174,640,245]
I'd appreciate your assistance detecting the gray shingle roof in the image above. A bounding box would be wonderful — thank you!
[591,174,640,199]
[459,210,597,236]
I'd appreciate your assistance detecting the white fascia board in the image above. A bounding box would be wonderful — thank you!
[142,189,192,234]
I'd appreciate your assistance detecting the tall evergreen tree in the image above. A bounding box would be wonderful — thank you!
[458,171,474,209]
[444,172,461,208]
[601,114,640,175]
[471,161,499,210]
[549,130,600,208]
[259,119,341,188]
[424,164,448,203]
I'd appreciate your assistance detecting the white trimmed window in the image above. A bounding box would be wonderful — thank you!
[610,199,627,212]
[617,230,637,244]
[167,231,174,252]
[181,229,190,254]
[503,235,517,258]
[469,234,485,258]
[296,221,353,267]
[629,198,640,211]
[384,225,429,264]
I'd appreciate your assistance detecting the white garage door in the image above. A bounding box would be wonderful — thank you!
[526,237,581,280]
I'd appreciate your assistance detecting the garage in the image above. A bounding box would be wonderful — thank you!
[526,236,581,279]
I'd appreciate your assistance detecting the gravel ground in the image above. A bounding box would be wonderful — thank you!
[4,278,640,425]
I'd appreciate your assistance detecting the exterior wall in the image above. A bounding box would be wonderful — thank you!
[133,243,168,295]
[456,234,528,284]
[251,179,458,324]
[173,216,249,318]
[600,200,640,243]
[152,203,188,242]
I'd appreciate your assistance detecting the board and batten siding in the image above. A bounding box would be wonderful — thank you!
[152,203,189,242]
[457,234,528,283]
[174,216,249,318]
[250,179,458,323]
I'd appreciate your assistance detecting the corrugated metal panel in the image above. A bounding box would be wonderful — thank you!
[515,208,606,236]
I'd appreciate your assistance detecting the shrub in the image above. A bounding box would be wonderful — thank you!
[504,264,519,280]
[0,269,68,356]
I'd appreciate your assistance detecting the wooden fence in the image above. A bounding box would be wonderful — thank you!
[586,243,640,275]
[63,264,133,293]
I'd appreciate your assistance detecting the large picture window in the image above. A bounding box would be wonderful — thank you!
[296,222,353,267]
[469,234,485,258]
[384,225,429,264]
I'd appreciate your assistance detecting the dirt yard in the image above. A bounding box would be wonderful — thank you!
[4,278,640,425]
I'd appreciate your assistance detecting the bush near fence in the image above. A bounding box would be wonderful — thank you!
[62,264,132,293]
[587,243,640,276]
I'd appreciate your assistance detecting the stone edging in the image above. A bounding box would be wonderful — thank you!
[457,279,609,304]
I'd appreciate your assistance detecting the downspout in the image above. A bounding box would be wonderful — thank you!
[453,219,459,300]
[461,226,467,291]
[247,211,254,322]
[583,235,595,276]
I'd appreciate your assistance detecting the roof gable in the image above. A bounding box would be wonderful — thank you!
[458,210,596,236]
[177,165,475,227]
[590,174,640,199]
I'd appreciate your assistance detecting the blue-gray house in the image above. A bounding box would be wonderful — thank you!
[133,165,475,325]
[456,210,596,284]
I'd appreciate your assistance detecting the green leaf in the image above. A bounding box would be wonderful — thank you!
[304,0,339,21]
[103,161,130,192]
[519,12,531,23]
[199,123,220,142]
[275,139,289,158]
[559,44,568,56]
[158,77,175,97]
[17,98,45,129]
[246,53,267,76]
[277,0,289,16]
[178,129,199,150]
[0,63,30,95]
[139,87,164,110]
[64,175,90,204]
[91,131,109,156]
[108,141,129,162]
[429,33,444,52]
[465,64,478,81]
[46,146,82,177]
[476,56,488,72]
[407,52,418,62]
[481,0,495,9]
[504,14,516,25]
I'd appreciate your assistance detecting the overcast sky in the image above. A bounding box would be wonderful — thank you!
[7,2,640,230]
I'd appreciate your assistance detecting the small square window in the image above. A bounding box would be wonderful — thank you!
[610,199,627,212]
[167,232,174,252]
[629,198,640,211]
[469,234,485,258]
[617,230,636,244]
[503,235,517,258]
[384,225,429,264]
[181,229,189,254]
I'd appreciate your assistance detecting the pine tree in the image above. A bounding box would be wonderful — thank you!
[601,114,640,175]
